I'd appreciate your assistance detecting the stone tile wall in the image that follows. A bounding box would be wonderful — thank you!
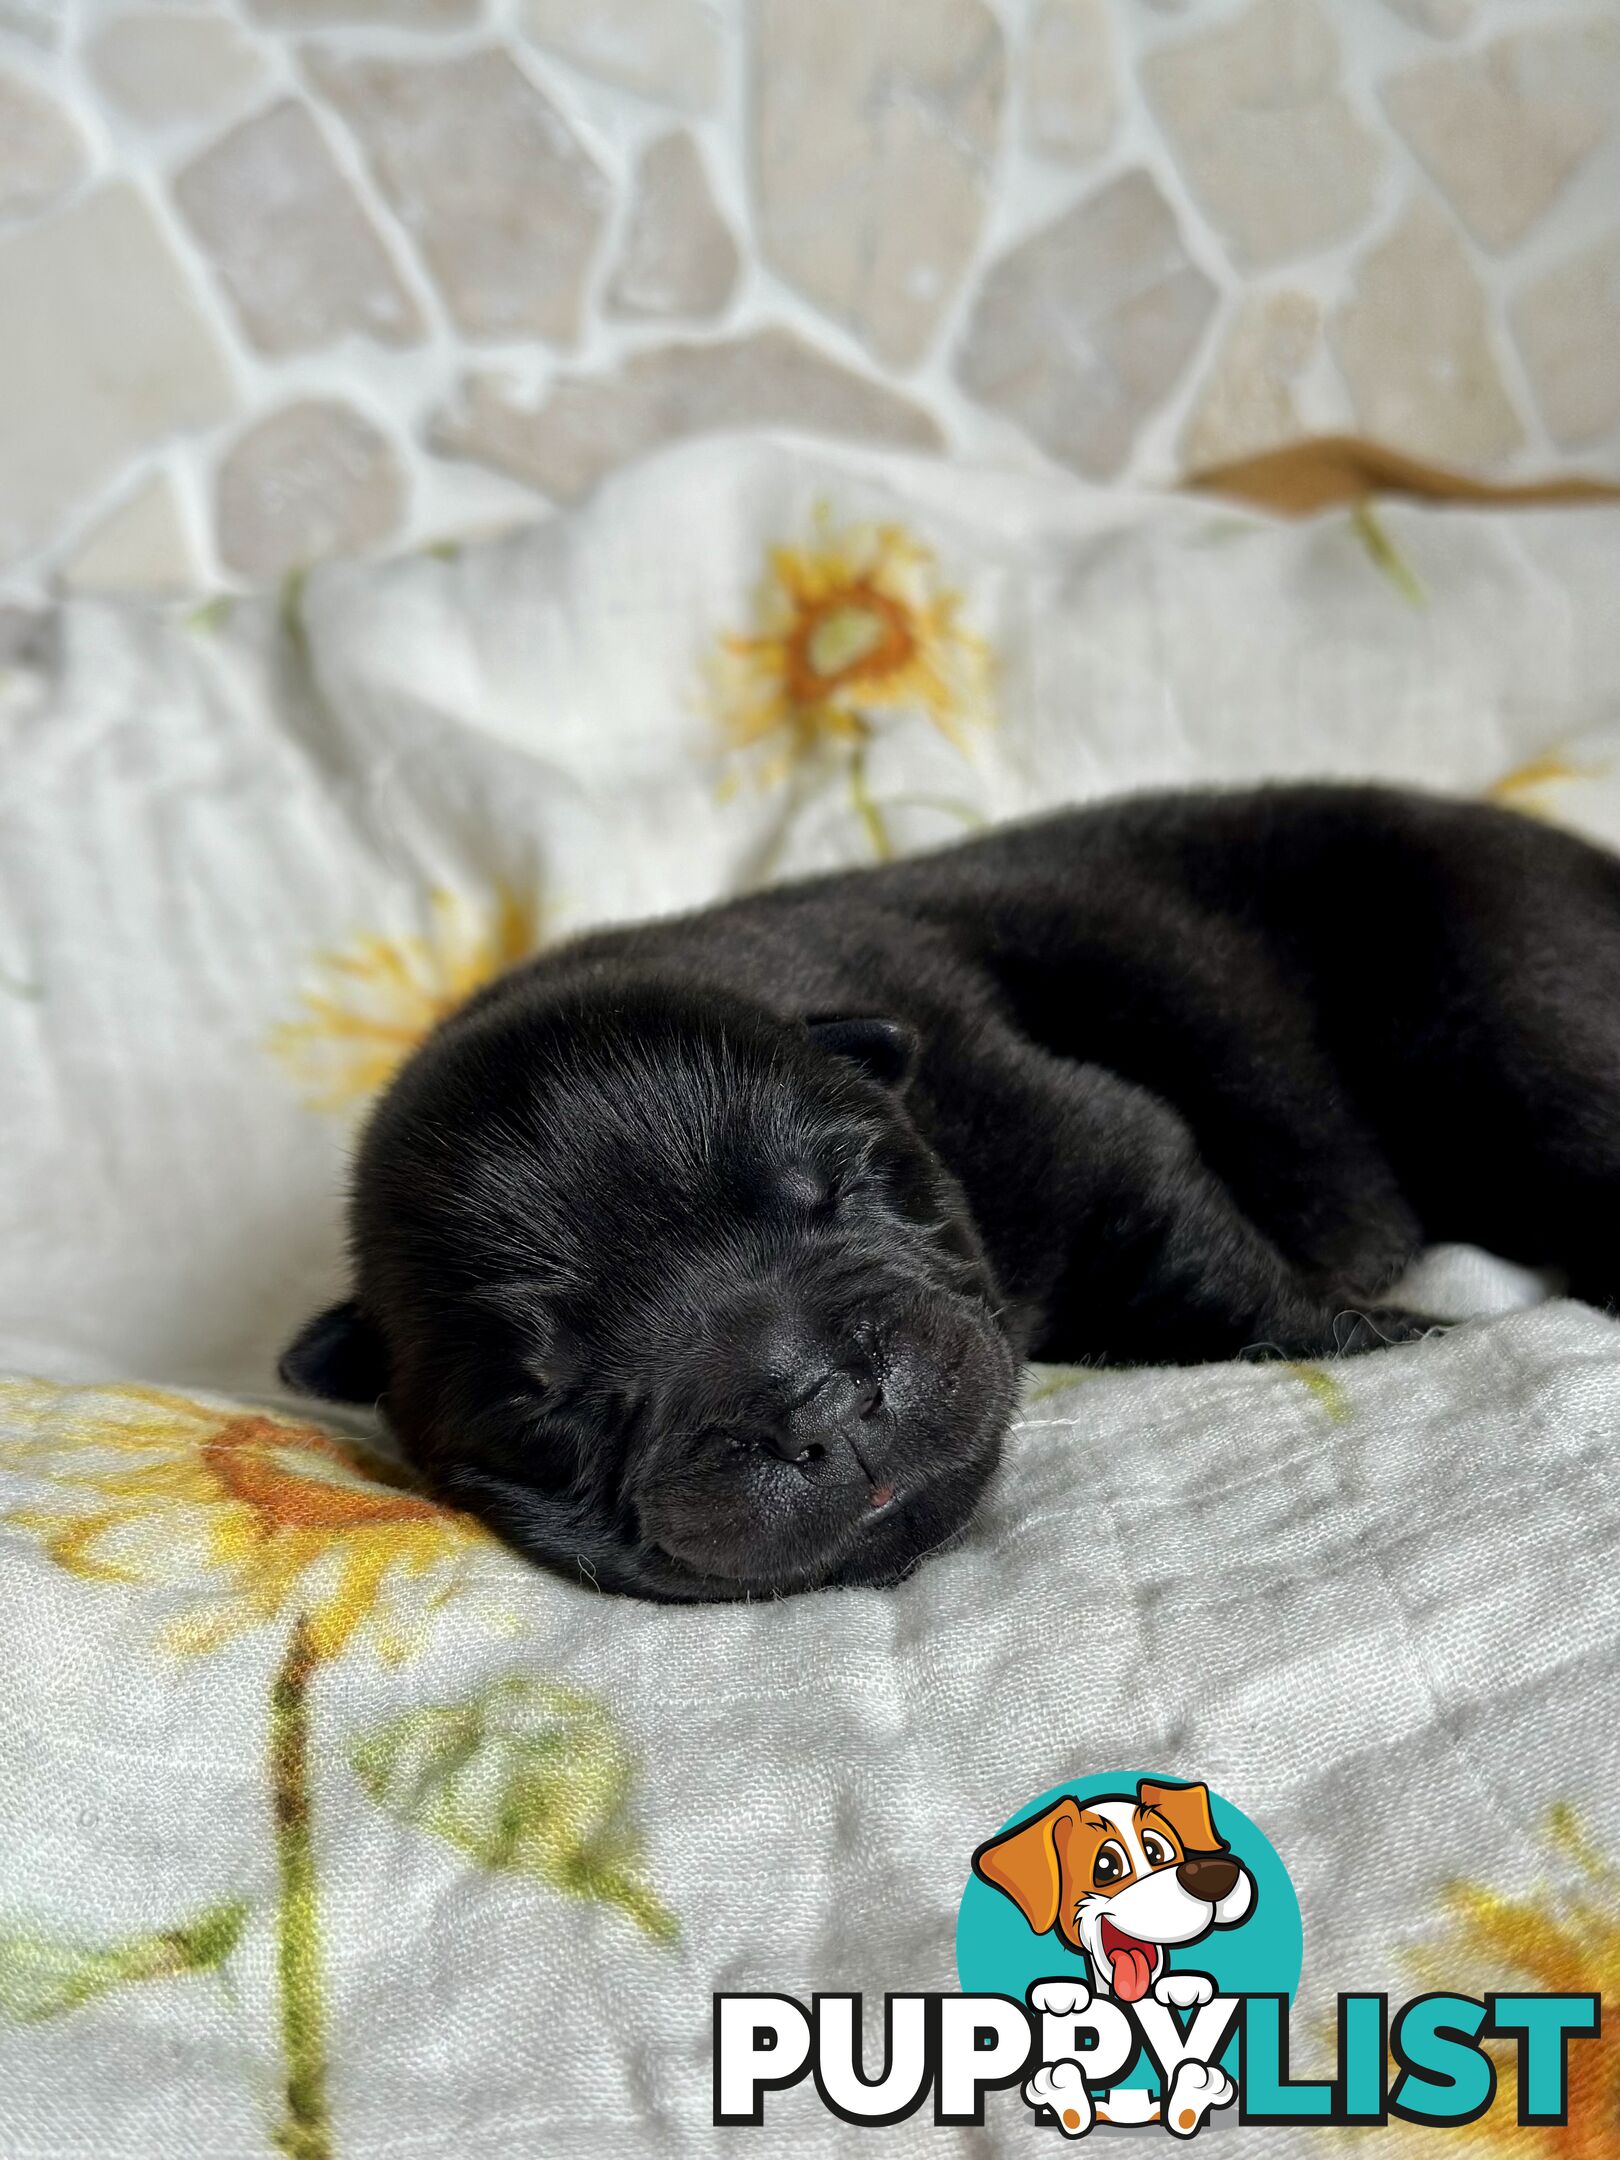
[1,0,1616,597]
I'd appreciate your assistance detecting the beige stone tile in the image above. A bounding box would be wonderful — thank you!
[307,47,610,345]
[606,130,738,322]
[1142,0,1383,268]
[521,0,720,114]
[954,168,1217,479]
[1023,0,1117,165]
[0,67,88,219]
[755,0,1004,368]
[1182,290,1320,470]
[0,183,237,571]
[1384,21,1620,253]
[1330,198,1524,467]
[217,398,407,580]
[428,328,942,502]
[59,471,198,595]
[174,99,423,356]
[1511,225,1620,449]
[87,13,270,128]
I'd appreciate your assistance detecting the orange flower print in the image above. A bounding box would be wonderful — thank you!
[1,1379,491,1664]
[1395,1805,1618,2155]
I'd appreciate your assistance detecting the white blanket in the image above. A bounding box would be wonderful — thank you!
[2,438,1618,2156]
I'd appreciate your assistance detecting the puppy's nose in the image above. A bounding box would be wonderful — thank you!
[766,1362,883,1464]
[1177,1855,1239,1904]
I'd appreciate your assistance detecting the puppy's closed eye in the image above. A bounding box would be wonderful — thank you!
[777,1163,839,1215]
[463,1281,567,1391]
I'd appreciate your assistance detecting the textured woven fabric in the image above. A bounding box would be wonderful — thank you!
[1,438,1618,2156]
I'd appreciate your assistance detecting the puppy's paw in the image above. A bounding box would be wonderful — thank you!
[1153,1971,1215,2010]
[1029,1979,1091,2017]
[1023,2061,1093,2137]
[1164,2060,1235,2138]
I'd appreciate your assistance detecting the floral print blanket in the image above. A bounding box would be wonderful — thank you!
[1,438,1619,2157]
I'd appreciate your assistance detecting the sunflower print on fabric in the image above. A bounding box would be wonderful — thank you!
[0,1380,675,2160]
[715,508,994,856]
[1,1380,491,1663]
[1484,754,1608,820]
[270,884,541,1111]
[1394,1805,1618,2155]
[0,1381,498,2160]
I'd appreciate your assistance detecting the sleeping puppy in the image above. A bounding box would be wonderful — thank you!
[283,783,1620,1601]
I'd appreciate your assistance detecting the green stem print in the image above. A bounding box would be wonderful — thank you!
[847,739,895,863]
[352,1675,678,1946]
[0,1899,247,2024]
[1350,501,1426,609]
[270,1617,334,2160]
[1022,1363,1112,1404]
[1284,1362,1350,1423]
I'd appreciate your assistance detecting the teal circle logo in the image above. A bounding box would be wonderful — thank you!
[956,1772,1301,2096]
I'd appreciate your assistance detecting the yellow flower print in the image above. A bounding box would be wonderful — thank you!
[1485,755,1606,820]
[270,884,541,1111]
[1396,1805,1618,2154]
[716,509,995,837]
[2,1381,491,1665]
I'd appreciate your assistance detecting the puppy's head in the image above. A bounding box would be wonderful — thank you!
[973,1780,1255,2001]
[280,975,1016,1601]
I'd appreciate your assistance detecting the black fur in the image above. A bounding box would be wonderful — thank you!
[282,783,1620,1601]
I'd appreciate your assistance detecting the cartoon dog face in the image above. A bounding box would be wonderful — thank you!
[972,1779,1255,2003]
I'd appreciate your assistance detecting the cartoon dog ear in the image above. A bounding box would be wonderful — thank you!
[1138,1779,1226,1856]
[972,1797,1083,1936]
[805,1016,919,1091]
[278,1299,388,1404]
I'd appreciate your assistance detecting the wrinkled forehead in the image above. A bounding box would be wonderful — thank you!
[537,1034,861,1191]
[418,1026,876,1280]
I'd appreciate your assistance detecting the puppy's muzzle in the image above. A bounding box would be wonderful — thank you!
[763,1360,884,1465]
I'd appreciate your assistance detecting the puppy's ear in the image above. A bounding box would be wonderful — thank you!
[972,1796,1083,1936]
[279,1299,388,1404]
[1138,1778,1226,1856]
[806,1015,918,1090]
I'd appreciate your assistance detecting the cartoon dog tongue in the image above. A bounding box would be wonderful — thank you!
[1101,1920,1157,2003]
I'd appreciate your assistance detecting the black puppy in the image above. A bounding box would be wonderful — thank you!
[283,784,1620,1602]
